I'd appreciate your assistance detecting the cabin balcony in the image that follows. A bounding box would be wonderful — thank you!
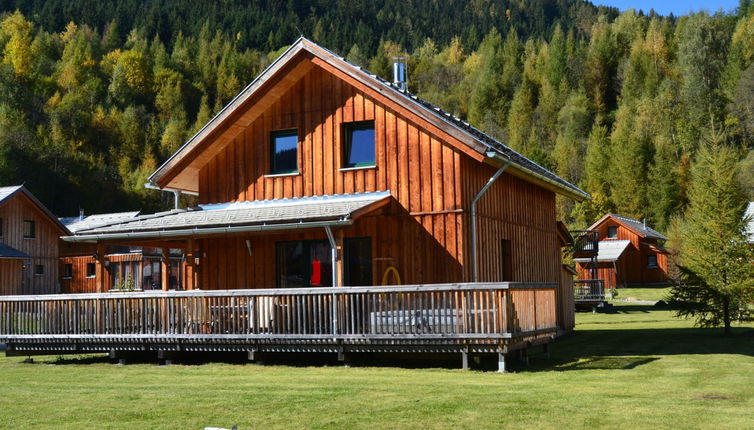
[571,230,599,259]
[0,282,557,369]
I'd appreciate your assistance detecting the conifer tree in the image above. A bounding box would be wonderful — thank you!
[670,139,754,335]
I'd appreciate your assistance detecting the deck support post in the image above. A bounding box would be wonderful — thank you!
[497,352,506,373]
[461,348,469,370]
[247,348,257,362]
[161,248,170,291]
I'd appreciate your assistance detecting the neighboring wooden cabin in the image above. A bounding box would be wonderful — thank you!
[59,212,190,293]
[0,186,69,295]
[64,38,588,296]
[575,214,668,288]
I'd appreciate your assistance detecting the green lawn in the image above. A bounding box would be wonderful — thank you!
[1,304,752,429]
[610,286,672,302]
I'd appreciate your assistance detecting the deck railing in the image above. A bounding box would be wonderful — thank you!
[0,283,556,344]
[573,279,605,304]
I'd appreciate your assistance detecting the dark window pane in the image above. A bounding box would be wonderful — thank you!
[607,226,618,239]
[34,264,44,275]
[271,129,298,174]
[276,240,332,288]
[344,121,375,168]
[23,220,35,238]
[344,238,372,286]
[64,264,73,278]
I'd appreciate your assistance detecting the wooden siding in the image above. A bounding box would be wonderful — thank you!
[466,160,560,284]
[581,218,669,287]
[0,260,23,296]
[558,265,575,332]
[190,64,561,290]
[0,192,61,294]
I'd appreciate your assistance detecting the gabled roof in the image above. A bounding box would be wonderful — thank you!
[0,242,30,259]
[0,185,70,235]
[589,213,667,241]
[63,191,391,242]
[60,211,141,233]
[147,37,588,202]
[745,202,754,244]
[574,240,631,263]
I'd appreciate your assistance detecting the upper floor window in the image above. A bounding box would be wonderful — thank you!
[607,226,618,239]
[23,220,36,239]
[63,263,73,279]
[270,129,299,175]
[343,120,375,168]
[86,262,96,278]
[34,264,44,275]
[647,255,658,268]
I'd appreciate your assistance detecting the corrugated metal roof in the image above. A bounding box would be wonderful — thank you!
[745,202,754,244]
[60,211,141,233]
[0,242,30,259]
[0,185,23,203]
[574,240,631,263]
[71,191,391,236]
[610,214,667,240]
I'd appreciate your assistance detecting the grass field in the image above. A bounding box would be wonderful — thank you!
[0,288,752,429]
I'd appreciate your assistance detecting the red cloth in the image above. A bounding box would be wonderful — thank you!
[310,260,321,286]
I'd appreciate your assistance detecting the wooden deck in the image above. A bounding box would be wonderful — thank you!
[0,283,557,368]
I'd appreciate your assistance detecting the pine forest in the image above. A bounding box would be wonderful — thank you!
[0,0,752,234]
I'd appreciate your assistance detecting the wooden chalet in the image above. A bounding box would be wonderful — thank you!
[0,38,589,370]
[575,214,668,289]
[0,186,70,295]
[59,212,190,293]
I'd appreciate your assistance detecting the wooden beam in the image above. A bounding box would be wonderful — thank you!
[95,243,106,293]
[161,248,169,291]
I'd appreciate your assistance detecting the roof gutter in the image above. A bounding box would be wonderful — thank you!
[485,152,590,202]
[61,219,353,243]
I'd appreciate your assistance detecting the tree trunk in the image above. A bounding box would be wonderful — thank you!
[723,295,731,336]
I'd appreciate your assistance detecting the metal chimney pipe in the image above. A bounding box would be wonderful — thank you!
[392,57,407,91]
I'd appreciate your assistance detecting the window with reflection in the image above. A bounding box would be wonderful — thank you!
[270,129,299,174]
[276,240,332,288]
[343,121,375,168]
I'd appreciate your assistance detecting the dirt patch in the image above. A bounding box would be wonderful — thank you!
[696,394,732,400]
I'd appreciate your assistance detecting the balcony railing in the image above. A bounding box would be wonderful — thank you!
[571,230,599,257]
[0,283,557,354]
[573,279,605,304]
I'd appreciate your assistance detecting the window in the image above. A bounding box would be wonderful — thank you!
[276,240,332,288]
[647,255,658,268]
[142,260,162,290]
[270,129,299,174]
[23,220,35,238]
[34,264,44,276]
[343,120,375,168]
[86,262,96,278]
[63,264,73,279]
[500,239,512,282]
[607,226,618,239]
[344,238,372,286]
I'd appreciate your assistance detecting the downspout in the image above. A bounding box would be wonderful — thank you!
[470,157,511,282]
[324,225,338,337]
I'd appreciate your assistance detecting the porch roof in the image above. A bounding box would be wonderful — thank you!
[61,191,391,243]
[573,240,631,263]
[0,243,30,259]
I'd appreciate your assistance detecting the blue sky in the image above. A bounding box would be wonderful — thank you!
[595,0,741,15]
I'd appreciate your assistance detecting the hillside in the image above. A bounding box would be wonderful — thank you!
[0,0,751,230]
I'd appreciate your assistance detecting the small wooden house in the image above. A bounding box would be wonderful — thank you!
[59,212,190,293]
[0,185,70,295]
[1,39,589,366]
[575,213,668,289]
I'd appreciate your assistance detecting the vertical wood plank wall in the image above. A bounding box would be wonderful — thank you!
[576,220,668,286]
[0,193,61,294]
[193,64,560,289]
